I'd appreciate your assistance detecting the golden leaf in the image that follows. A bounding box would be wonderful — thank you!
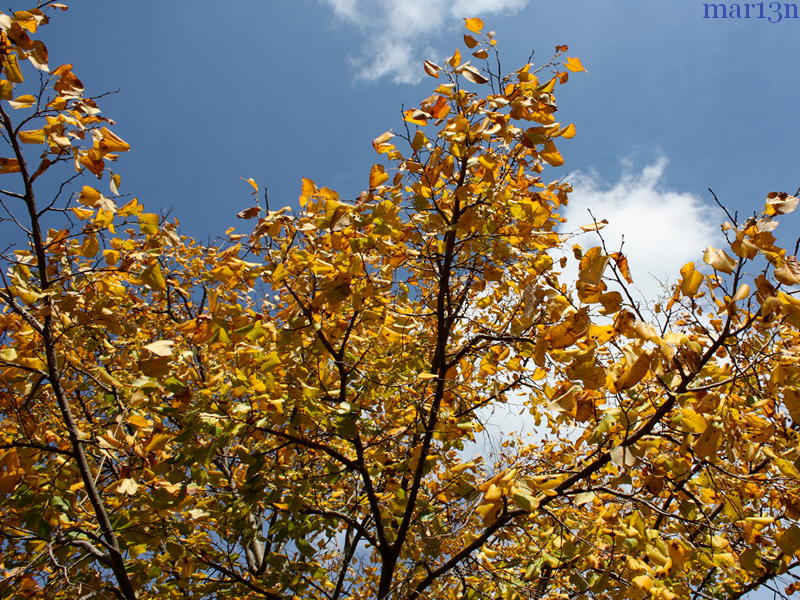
[540,140,564,167]
[98,127,130,153]
[703,246,736,274]
[78,185,101,207]
[140,262,167,291]
[18,129,44,144]
[448,48,461,68]
[7,94,34,109]
[241,176,258,192]
[578,247,608,286]
[679,262,703,296]
[464,17,484,33]
[564,56,586,72]
[369,163,389,188]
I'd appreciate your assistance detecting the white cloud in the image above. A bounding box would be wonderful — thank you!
[466,159,721,460]
[321,0,530,83]
[559,158,721,304]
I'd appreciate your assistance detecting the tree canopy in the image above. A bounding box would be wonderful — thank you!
[1,5,800,600]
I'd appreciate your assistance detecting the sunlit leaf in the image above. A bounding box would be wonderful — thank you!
[464,17,484,32]
[564,56,586,72]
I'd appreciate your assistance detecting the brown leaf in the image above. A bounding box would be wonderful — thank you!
[0,158,20,173]
[461,64,488,85]
[236,206,261,219]
[423,60,440,78]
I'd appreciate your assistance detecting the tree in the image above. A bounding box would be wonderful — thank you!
[1,5,800,599]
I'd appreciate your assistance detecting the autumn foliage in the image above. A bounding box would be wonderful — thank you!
[2,5,800,600]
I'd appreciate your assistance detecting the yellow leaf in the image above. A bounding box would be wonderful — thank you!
[678,408,708,433]
[369,163,389,188]
[680,262,703,296]
[140,262,167,292]
[98,127,130,153]
[411,130,428,151]
[703,246,736,274]
[81,235,99,258]
[579,247,608,286]
[564,56,586,72]
[110,172,121,195]
[731,283,750,302]
[241,176,258,192]
[128,414,151,427]
[139,213,159,235]
[540,140,564,167]
[8,94,36,109]
[118,197,143,216]
[464,17,484,33]
[580,219,608,233]
[70,207,94,220]
[510,486,539,512]
[403,109,428,126]
[144,433,170,454]
[18,129,44,143]
[78,185,101,207]
[560,123,577,139]
[693,423,722,459]
[615,350,650,391]
[484,483,502,501]
[587,324,615,343]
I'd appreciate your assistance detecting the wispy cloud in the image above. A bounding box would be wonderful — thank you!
[321,0,529,83]
[560,158,721,304]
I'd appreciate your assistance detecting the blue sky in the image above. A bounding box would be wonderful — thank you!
[38,0,800,301]
[38,2,800,595]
